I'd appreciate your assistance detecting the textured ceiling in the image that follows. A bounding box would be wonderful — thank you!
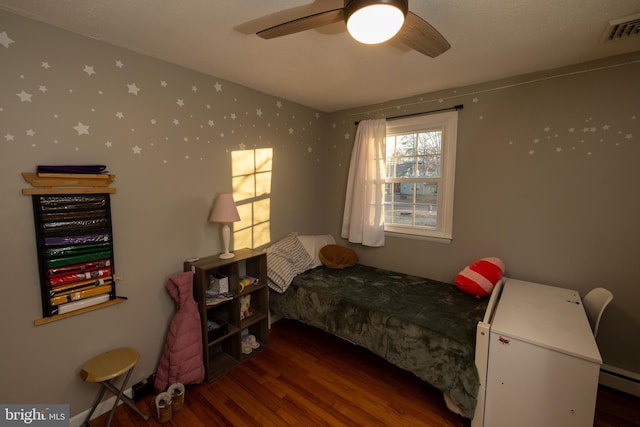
[1,0,639,112]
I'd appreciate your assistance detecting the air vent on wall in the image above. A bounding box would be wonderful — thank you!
[601,13,640,42]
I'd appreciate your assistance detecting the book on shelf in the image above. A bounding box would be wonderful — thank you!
[205,291,233,306]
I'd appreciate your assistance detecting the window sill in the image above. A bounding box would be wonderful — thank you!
[385,230,452,244]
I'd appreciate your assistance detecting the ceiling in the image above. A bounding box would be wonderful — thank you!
[1,0,639,112]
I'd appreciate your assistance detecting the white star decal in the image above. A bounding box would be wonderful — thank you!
[127,83,140,95]
[150,119,157,125]
[26,129,35,136]
[38,85,48,93]
[176,99,185,107]
[230,113,237,120]
[4,133,15,141]
[276,101,282,109]
[208,120,214,127]
[239,143,246,150]
[173,119,180,125]
[214,82,222,92]
[625,134,633,140]
[288,128,294,135]
[73,122,90,135]
[106,141,113,147]
[192,86,198,92]
[602,125,610,131]
[116,112,124,119]
[160,80,168,87]
[132,145,142,154]
[83,65,96,76]
[256,109,263,117]
[41,61,50,69]
[115,60,124,68]
[17,90,32,102]
[0,31,15,48]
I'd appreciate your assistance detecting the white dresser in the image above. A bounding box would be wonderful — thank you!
[483,278,602,427]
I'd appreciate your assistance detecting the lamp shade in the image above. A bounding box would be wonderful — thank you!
[209,193,240,223]
[345,0,407,44]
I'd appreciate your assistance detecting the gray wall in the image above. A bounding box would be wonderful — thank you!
[0,11,327,415]
[327,53,640,376]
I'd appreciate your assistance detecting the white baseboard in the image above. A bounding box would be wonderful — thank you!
[69,388,134,427]
[599,364,640,397]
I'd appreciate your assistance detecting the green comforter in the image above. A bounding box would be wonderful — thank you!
[269,264,489,418]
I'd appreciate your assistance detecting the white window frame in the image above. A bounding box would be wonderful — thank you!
[384,110,458,241]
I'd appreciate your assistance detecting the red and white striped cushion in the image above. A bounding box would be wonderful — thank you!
[455,257,505,297]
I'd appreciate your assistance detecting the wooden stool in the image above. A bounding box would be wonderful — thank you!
[80,347,149,426]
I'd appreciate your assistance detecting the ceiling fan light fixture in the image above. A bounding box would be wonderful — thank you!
[345,0,408,44]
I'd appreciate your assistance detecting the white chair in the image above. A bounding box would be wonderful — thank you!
[582,288,613,337]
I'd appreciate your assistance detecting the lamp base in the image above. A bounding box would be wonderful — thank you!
[219,252,235,260]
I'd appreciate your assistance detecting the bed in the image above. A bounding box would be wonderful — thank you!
[266,234,502,422]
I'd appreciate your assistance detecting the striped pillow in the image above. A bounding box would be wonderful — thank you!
[266,233,314,293]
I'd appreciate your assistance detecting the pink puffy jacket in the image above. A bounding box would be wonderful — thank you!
[154,271,205,392]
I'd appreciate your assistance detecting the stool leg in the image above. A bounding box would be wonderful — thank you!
[103,381,150,421]
[104,367,133,427]
[83,383,108,427]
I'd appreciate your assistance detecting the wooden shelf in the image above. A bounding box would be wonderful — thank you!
[185,248,269,382]
[34,298,124,326]
[22,172,116,195]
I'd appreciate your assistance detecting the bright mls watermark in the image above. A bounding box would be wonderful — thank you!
[1,404,69,426]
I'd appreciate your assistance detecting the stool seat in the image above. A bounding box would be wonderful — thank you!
[81,347,139,383]
[80,347,148,426]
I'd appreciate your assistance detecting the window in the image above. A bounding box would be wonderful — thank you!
[384,110,458,241]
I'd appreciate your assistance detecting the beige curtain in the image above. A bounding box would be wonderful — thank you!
[341,118,386,247]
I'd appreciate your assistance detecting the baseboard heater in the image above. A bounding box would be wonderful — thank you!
[599,364,640,397]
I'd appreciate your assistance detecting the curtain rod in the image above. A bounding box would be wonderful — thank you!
[354,104,464,125]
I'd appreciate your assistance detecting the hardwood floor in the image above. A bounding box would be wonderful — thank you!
[95,319,639,426]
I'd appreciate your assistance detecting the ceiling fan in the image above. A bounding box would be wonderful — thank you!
[256,0,451,58]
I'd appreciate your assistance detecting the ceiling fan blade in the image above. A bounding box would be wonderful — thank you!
[257,8,345,39]
[396,11,451,58]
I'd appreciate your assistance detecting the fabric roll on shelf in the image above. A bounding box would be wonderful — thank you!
[50,283,113,306]
[57,294,111,315]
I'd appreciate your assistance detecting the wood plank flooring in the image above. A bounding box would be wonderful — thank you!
[94,319,640,426]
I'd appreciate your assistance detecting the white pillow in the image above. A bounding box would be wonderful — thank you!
[296,234,336,268]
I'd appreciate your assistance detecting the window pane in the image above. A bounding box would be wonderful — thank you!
[395,157,415,177]
[417,131,441,155]
[417,154,440,177]
[385,182,413,226]
[418,131,441,176]
[397,134,416,156]
[415,183,438,227]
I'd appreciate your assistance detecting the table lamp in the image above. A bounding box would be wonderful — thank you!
[209,193,241,259]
